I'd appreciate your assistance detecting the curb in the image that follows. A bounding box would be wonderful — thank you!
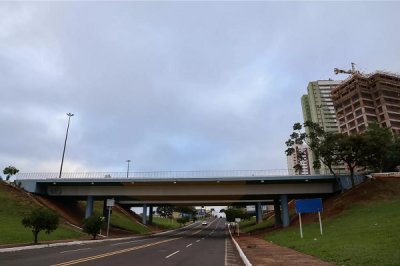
[228,225,252,266]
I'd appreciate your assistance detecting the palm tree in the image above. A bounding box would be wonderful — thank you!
[3,166,19,181]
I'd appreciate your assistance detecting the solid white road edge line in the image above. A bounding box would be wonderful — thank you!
[228,226,252,266]
[165,250,180,258]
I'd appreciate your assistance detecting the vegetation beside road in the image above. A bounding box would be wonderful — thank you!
[263,178,400,266]
[0,181,84,245]
[151,217,180,229]
[80,201,151,234]
[239,217,275,234]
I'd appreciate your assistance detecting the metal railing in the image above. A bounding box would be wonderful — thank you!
[14,169,314,180]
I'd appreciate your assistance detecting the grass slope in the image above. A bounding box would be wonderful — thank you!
[264,178,400,266]
[0,182,84,245]
[81,201,151,234]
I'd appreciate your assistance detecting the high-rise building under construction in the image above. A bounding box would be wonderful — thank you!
[331,71,400,135]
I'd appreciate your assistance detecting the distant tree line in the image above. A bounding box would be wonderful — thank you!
[285,121,400,187]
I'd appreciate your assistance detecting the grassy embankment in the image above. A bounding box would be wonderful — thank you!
[265,199,400,266]
[260,178,400,266]
[86,201,151,234]
[151,217,181,229]
[0,182,84,245]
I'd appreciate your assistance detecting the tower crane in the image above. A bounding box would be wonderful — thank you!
[334,62,360,75]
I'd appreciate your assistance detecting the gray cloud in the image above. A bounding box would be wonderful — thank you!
[1,1,399,174]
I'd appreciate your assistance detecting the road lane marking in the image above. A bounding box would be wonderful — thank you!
[51,237,182,266]
[60,248,91,254]
[196,240,200,242]
[191,229,202,235]
[186,243,193,247]
[165,250,180,259]
[110,239,147,246]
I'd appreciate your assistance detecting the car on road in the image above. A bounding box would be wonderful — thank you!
[202,221,208,225]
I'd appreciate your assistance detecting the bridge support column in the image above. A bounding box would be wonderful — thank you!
[255,202,263,224]
[274,199,282,227]
[102,199,109,220]
[280,194,290,228]
[85,196,94,218]
[148,205,153,225]
[142,204,147,225]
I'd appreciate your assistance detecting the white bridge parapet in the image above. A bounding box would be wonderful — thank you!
[15,169,298,180]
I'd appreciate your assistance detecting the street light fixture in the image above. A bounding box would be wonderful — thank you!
[126,160,131,178]
[59,113,74,178]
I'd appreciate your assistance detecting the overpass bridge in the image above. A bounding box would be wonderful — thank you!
[16,170,351,227]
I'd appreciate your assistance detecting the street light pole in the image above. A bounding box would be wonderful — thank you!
[59,113,74,178]
[126,160,131,178]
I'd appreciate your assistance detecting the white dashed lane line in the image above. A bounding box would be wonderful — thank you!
[165,250,180,259]
[110,239,147,246]
[186,243,193,248]
[60,248,91,254]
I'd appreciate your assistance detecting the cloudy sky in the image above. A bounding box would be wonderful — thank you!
[1,1,399,175]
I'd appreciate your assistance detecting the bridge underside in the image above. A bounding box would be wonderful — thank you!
[20,178,338,200]
[18,176,341,228]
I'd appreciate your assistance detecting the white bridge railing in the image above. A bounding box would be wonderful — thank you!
[13,169,330,180]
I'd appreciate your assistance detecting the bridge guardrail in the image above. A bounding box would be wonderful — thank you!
[14,169,350,180]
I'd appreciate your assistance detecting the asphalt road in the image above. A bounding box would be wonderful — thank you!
[0,218,244,266]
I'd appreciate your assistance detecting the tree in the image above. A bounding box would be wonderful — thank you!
[176,216,189,226]
[157,205,173,218]
[285,121,342,179]
[384,134,400,172]
[336,134,365,187]
[361,123,393,172]
[3,166,19,181]
[82,215,105,239]
[286,121,399,189]
[21,208,59,244]
[224,207,250,223]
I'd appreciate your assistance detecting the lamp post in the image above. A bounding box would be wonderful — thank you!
[59,113,74,178]
[126,160,131,178]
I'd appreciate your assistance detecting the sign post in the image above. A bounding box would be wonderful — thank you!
[294,198,323,239]
[106,199,115,237]
[235,218,241,236]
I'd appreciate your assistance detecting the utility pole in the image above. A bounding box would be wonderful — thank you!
[126,160,131,178]
[59,113,74,178]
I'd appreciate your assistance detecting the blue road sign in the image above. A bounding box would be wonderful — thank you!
[295,198,323,214]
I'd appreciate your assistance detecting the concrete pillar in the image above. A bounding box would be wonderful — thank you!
[102,199,109,219]
[274,199,282,227]
[142,204,147,225]
[148,205,153,225]
[256,202,263,224]
[280,194,290,228]
[85,196,94,218]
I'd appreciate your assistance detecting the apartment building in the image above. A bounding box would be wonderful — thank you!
[301,80,342,174]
